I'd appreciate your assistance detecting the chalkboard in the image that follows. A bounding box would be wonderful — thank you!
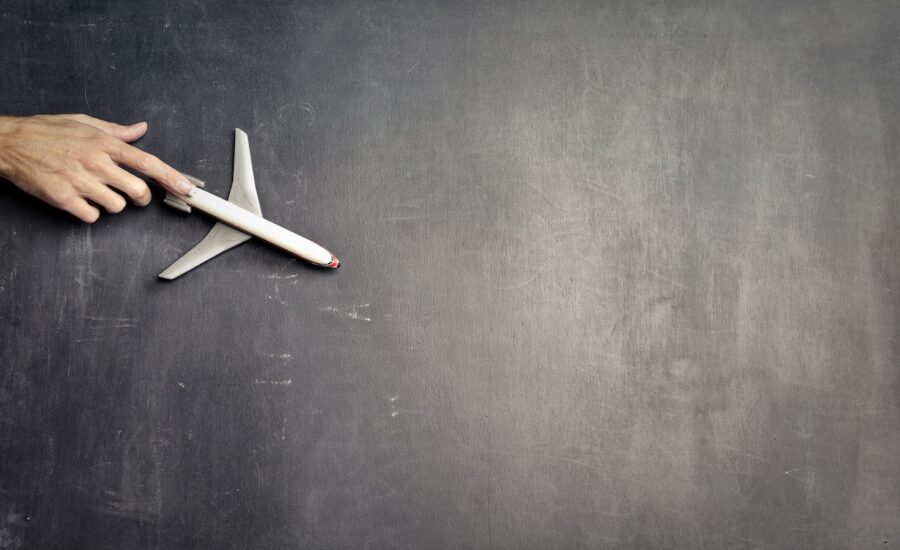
[1,1,899,548]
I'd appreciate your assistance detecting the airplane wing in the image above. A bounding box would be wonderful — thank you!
[158,129,263,280]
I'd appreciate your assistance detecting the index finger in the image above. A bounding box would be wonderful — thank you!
[108,142,194,196]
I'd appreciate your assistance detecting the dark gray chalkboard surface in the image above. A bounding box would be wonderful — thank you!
[1,1,899,548]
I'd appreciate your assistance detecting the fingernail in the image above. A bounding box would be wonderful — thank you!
[175,178,194,195]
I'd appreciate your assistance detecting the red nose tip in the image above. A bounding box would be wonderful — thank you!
[326,256,340,268]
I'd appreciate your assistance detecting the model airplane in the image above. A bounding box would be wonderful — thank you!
[158,129,339,280]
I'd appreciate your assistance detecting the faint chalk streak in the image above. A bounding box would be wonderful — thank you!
[321,304,371,322]
[254,379,293,386]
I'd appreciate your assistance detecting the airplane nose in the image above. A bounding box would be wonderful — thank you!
[327,256,340,268]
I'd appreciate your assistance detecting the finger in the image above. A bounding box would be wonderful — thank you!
[63,114,148,142]
[108,143,193,195]
[99,163,152,206]
[82,181,127,214]
[65,197,101,223]
[110,121,147,143]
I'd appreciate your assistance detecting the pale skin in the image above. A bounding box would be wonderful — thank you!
[0,114,194,223]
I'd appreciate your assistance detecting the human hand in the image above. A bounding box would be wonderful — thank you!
[0,114,194,223]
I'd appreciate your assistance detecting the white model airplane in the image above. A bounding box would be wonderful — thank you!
[158,129,340,279]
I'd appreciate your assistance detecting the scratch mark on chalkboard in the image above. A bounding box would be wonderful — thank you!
[81,65,112,111]
[644,268,686,290]
[380,214,425,222]
[269,353,292,360]
[407,61,420,74]
[296,102,314,120]
[379,210,425,222]
[90,498,158,521]
[82,316,138,336]
[710,443,767,462]
[321,304,371,321]
[466,446,614,480]
[264,259,299,305]
[494,272,539,290]
[254,379,293,386]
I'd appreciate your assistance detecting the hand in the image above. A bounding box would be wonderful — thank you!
[0,114,194,223]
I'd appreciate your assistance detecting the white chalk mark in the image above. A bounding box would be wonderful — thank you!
[407,61,420,74]
[389,394,400,417]
[296,102,315,119]
[321,304,372,322]
[254,379,293,386]
[84,315,134,323]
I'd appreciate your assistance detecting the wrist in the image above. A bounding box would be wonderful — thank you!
[0,116,20,181]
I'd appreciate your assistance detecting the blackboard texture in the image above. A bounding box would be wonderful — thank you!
[1,1,899,549]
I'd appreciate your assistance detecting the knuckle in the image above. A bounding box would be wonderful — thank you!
[47,188,75,207]
[69,177,91,192]
[98,134,120,150]
[133,183,152,202]
[138,154,157,171]
[80,156,101,172]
